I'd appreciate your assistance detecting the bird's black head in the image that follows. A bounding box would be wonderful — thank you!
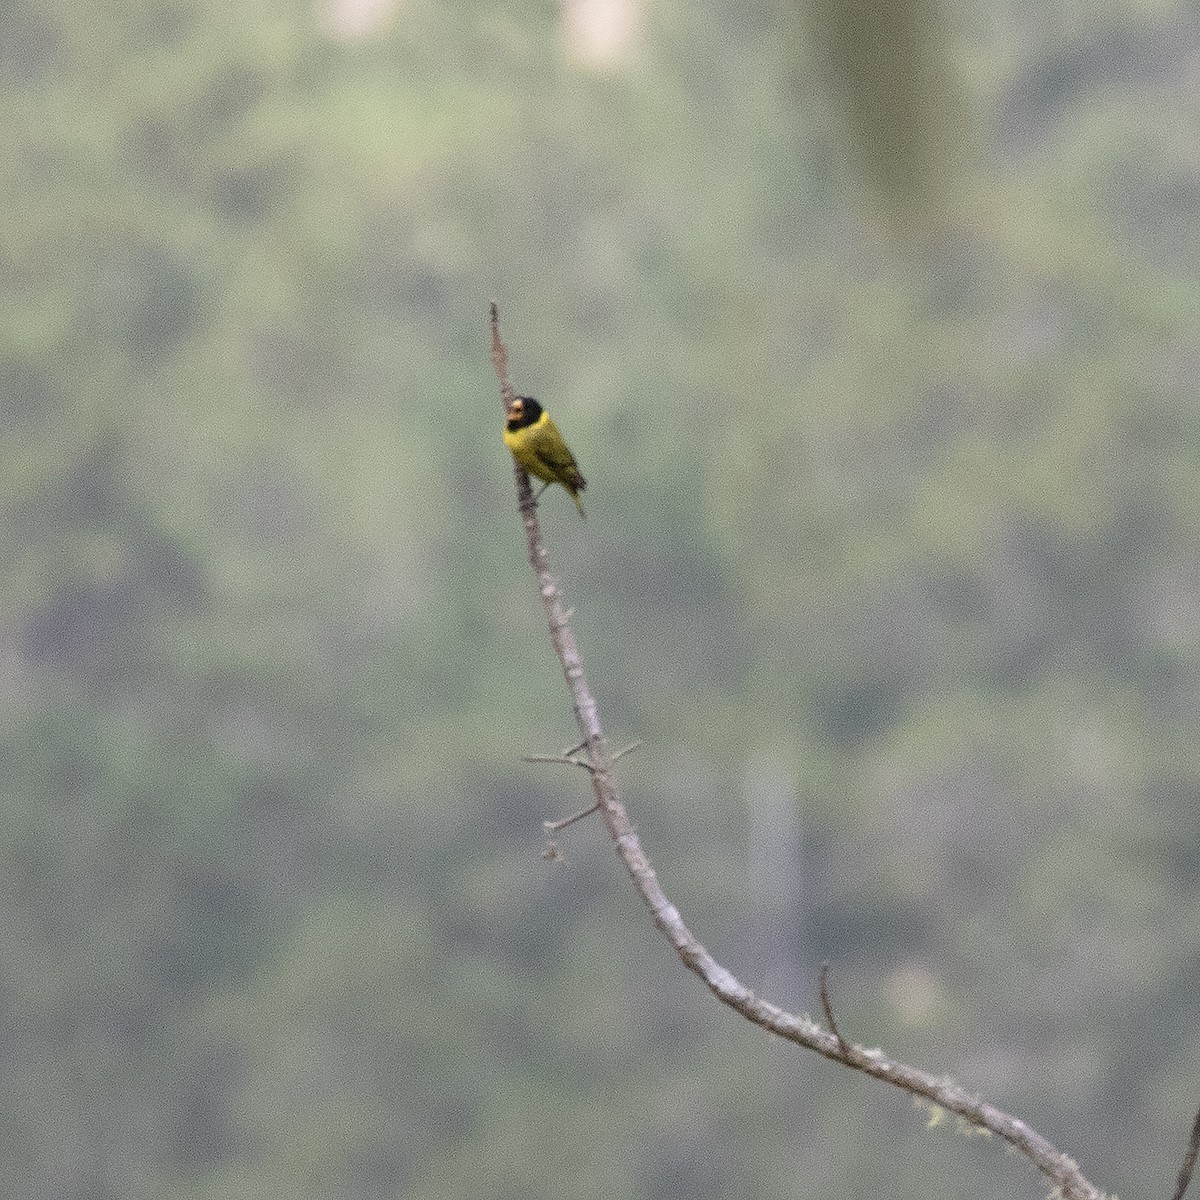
[506,395,543,431]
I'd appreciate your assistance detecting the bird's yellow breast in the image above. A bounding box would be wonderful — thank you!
[503,410,558,484]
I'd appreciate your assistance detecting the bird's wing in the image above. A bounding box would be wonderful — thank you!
[536,443,578,473]
[535,422,582,478]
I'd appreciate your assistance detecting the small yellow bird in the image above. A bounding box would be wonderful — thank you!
[503,395,587,517]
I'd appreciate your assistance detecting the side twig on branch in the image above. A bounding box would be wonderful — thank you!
[490,302,1105,1200]
[819,961,849,1058]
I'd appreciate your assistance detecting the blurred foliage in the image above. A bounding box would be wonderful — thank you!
[3,0,1200,1198]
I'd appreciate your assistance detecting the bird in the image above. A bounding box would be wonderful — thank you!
[503,395,587,516]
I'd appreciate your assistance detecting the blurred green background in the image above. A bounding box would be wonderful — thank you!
[4,0,1200,1197]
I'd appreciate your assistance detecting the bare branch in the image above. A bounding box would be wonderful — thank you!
[492,305,1105,1200]
[1171,1103,1200,1200]
[611,739,643,762]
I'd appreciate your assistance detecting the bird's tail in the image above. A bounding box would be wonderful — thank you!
[570,487,586,518]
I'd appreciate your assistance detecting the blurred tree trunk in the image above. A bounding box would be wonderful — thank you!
[797,0,966,229]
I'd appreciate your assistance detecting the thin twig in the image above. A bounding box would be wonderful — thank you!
[522,753,596,772]
[819,961,849,1057]
[1170,1103,1200,1200]
[544,802,602,833]
[611,740,643,762]
[492,305,1105,1200]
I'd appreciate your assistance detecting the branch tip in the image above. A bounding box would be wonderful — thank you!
[490,301,515,413]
